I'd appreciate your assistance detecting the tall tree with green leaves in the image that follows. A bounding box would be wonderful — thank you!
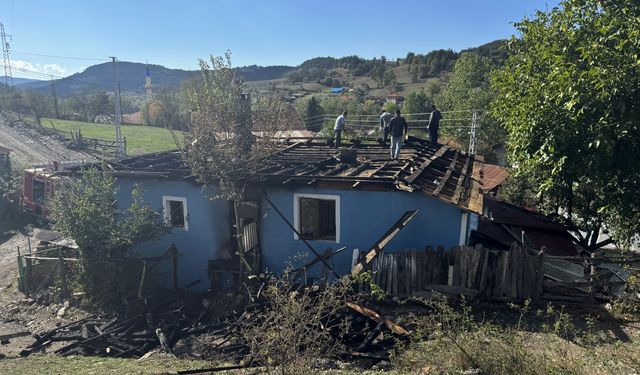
[436,52,505,160]
[492,0,640,251]
[403,90,431,115]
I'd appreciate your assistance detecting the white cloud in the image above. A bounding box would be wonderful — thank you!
[43,64,66,76]
[10,59,68,79]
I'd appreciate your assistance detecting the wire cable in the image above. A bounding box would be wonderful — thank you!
[12,50,110,62]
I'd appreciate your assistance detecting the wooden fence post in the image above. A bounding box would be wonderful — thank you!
[24,257,33,297]
[589,252,596,303]
[535,247,545,300]
[58,255,69,299]
[137,260,147,299]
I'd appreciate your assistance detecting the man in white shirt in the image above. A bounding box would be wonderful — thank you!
[379,109,393,146]
[333,111,347,148]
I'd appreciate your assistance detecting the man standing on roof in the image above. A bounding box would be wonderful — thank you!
[427,105,442,145]
[379,109,393,146]
[333,111,347,148]
[388,109,408,160]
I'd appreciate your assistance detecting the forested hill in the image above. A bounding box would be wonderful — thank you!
[285,39,509,83]
[14,39,506,96]
[17,62,295,97]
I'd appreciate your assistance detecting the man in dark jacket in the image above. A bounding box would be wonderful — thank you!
[388,109,408,160]
[428,105,441,145]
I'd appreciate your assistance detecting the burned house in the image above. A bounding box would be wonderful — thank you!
[88,151,233,290]
[256,137,484,276]
[32,136,485,289]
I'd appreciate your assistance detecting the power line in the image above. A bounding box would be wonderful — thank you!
[4,64,114,90]
[12,50,110,62]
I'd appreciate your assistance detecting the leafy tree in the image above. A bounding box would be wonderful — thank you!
[24,90,51,125]
[142,89,187,129]
[383,70,396,87]
[403,90,431,115]
[437,53,505,160]
[369,65,385,88]
[182,51,288,201]
[0,86,26,120]
[296,96,325,131]
[492,0,640,251]
[405,52,416,65]
[88,91,113,120]
[50,169,166,302]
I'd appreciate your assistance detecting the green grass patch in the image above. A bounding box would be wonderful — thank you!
[42,118,182,155]
[0,355,223,375]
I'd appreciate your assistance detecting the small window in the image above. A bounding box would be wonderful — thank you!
[294,194,339,242]
[163,196,188,231]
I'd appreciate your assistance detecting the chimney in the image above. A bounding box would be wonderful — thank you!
[237,93,254,150]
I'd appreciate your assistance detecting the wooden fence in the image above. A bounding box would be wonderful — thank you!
[366,244,544,301]
[42,122,125,156]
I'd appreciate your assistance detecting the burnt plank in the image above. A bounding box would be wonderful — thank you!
[450,155,472,205]
[432,150,460,197]
[351,210,420,278]
[405,145,449,184]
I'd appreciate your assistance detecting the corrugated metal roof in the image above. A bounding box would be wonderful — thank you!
[480,163,508,192]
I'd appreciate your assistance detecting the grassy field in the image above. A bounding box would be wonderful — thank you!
[0,356,225,375]
[42,118,181,155]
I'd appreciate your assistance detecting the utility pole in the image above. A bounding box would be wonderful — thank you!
[110,56,125,159]
[0,22,13,86]
[50,75,59,119]
[469,110,478,155]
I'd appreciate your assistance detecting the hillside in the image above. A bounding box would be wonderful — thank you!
[0,77,44,86]
[10,39,506,99]
[16,62,294,97]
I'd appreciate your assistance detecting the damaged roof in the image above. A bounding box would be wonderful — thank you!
[472,196,578,256]
[257,137,484,213]
[70,136,485,213]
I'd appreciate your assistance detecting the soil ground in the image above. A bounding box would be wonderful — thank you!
[0,111,97,167]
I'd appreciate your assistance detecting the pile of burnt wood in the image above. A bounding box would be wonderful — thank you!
[19,287,410,365]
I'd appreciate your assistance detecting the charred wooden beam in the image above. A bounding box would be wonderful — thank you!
[432,150,460,197]
[450,154,471,205]
[351,210,420,278]
[404,145,449,184]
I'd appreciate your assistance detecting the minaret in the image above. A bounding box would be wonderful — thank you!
[145,65,152,101]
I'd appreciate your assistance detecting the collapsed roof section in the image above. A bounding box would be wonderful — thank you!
[257,137,484,214]
[66,136,485,213]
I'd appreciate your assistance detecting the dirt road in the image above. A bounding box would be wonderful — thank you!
[0,111,97,167]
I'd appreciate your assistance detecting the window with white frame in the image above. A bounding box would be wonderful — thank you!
[294,193,340,242]
[163,196,188,231]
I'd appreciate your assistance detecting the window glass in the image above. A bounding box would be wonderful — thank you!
[167,199,185,228]
[299,197,336,241]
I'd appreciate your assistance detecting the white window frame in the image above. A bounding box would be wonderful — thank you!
[293,193,340,243]
[162,195,189,231]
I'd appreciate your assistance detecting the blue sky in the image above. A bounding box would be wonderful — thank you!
[0,0,560,79]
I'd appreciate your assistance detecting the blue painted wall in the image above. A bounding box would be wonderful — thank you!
[114,177,231,291]
[259,186,467,277]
